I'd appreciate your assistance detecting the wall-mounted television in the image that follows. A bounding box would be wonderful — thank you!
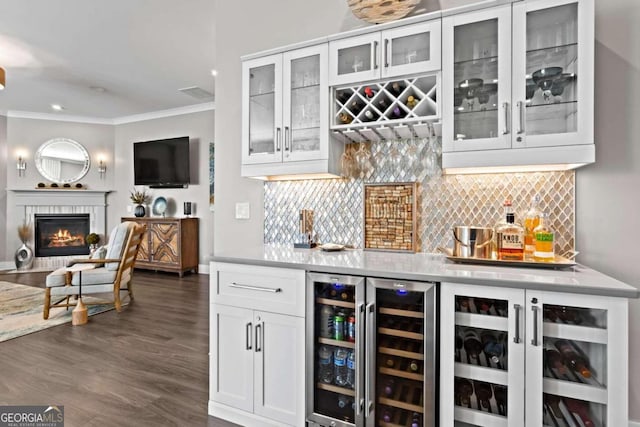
[134,136,190,188]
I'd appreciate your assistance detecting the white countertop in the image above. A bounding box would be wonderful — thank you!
[212,245,639,298]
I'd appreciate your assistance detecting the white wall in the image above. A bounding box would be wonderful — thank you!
[4,117,114,256]
[214,0,640,420]
[577,0,640,419]
[112,110,215,265]
[0,115,7,261]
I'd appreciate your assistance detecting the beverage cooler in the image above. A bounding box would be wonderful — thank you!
[306,273,437,427]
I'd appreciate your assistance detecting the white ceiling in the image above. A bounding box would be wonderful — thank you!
[0,0,215,119]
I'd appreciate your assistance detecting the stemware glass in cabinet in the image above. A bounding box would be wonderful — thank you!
[289,54,322,154]
[248,64,276,156]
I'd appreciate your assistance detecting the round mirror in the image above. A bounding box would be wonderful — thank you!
[35,138,90,184]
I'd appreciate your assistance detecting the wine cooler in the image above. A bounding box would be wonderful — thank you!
[306,273,437,427]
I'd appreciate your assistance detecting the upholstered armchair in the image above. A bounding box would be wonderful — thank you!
[43,221,146,319]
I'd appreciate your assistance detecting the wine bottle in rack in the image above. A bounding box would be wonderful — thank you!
[380,406,394,423]
[543,341,567,376]
[411,412,421,427]
[363,109,379,122]
[381,377,395,396]
[564,398,596,427]
[391,106,406,119]
[390,82,405,96]
[493,299,508,317]
[455,377,474,407]
[406,95,419,109]
[481,331,504,366]
[409,360,420,373]
[377,98,389,110]
[473,380,493,410]
[336,90,351,104]
[554,340,592,378]
[494,385,507,416]
[364,86,376,98]
[475,298,494,314]
[382,355,396,369]
[456,296,471,312]
[338,112,353,124]
[463,329,483,363]
[455,332,463,362]
[543,394,563,419]
[349,100,364,116]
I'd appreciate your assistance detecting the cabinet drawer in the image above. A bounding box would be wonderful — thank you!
[211,262,305,317]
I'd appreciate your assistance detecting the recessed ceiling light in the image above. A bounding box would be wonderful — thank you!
[51,104,64,111]
[211,69,218,77]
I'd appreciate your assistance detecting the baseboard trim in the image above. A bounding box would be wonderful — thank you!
[198,263,210,274]
[208,401,286,427]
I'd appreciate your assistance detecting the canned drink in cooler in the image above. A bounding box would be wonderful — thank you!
[347,312,356,342]
[334,313,345,341]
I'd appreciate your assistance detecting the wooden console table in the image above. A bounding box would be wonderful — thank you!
[121,217,199,277]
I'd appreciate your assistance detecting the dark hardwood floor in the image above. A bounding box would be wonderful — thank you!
[0,270,239,427]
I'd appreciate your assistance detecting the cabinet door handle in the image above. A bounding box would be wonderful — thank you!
[365,302,376,415]
[513,303,522,343]
[531,305,539,346]
[284,126,290,152]
[276,127,281,152]
[384,38,390,68]
[246,322,253,350]
[517,101,525,134]
[373,41,379,70]
[255,323,262,352]
[502,102,510,135]
[230,282,282,293]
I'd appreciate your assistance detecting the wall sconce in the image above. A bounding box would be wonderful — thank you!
[16,155,26,177]
[98,159,107,179]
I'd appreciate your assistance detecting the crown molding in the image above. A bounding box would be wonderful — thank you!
[5,102,216,126]
[112,102,215,125]
[6,110,114,124]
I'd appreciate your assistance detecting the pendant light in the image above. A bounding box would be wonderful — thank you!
[0,67,5,90]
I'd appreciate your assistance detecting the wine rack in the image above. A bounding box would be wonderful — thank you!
[331,73,440,143]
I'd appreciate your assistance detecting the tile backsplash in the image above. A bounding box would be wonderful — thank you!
[264,139,575,254]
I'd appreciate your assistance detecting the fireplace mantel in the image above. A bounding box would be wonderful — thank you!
[9,189,112,207]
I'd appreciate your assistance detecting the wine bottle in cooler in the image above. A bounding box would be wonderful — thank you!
[473,380,493,410]
[544,341,567,376]
[463,329,483,363]
[564,398,595,427]
[455,377,474,407]
[381,377,395,397]
[494,385,507,416]
[554,340,592,378]
[481,331,504,366]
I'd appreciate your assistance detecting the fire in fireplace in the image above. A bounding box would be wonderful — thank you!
[34,214,90,257]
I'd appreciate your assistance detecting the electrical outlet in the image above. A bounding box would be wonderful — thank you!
[126,205,132,213]
[235,202,250,219]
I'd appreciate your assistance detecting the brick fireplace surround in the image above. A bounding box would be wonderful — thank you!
[11,190,110,270]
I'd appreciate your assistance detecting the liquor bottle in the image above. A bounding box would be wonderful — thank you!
[494,384,507,416]
[406,95,419,108]
[544,341,567,376]
[364,86,376,98]
[544,393,563,418]
[481,331,504,365]
[455,377,474,407]
[564,398,596,427]
[533,212,555,261]
[463,329,483,362]
[390,82,405,96]
[338,112,353,124]
[496,201,525,261]
[523,195,542,260]
[554,340,592,378]
[473,380,493,410]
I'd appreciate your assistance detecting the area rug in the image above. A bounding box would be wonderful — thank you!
[0,281,116,343]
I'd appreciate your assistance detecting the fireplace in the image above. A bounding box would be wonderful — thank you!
[34,214,90,257]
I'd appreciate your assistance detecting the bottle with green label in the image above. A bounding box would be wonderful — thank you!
[533,212,555,261]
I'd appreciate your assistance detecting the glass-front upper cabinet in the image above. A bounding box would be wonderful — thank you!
[512,0,593,149]
[329,21,441,86]
[242,54,283,165]
[283,44,328,162]
[242,44,327,167]
[442,6,513,153]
